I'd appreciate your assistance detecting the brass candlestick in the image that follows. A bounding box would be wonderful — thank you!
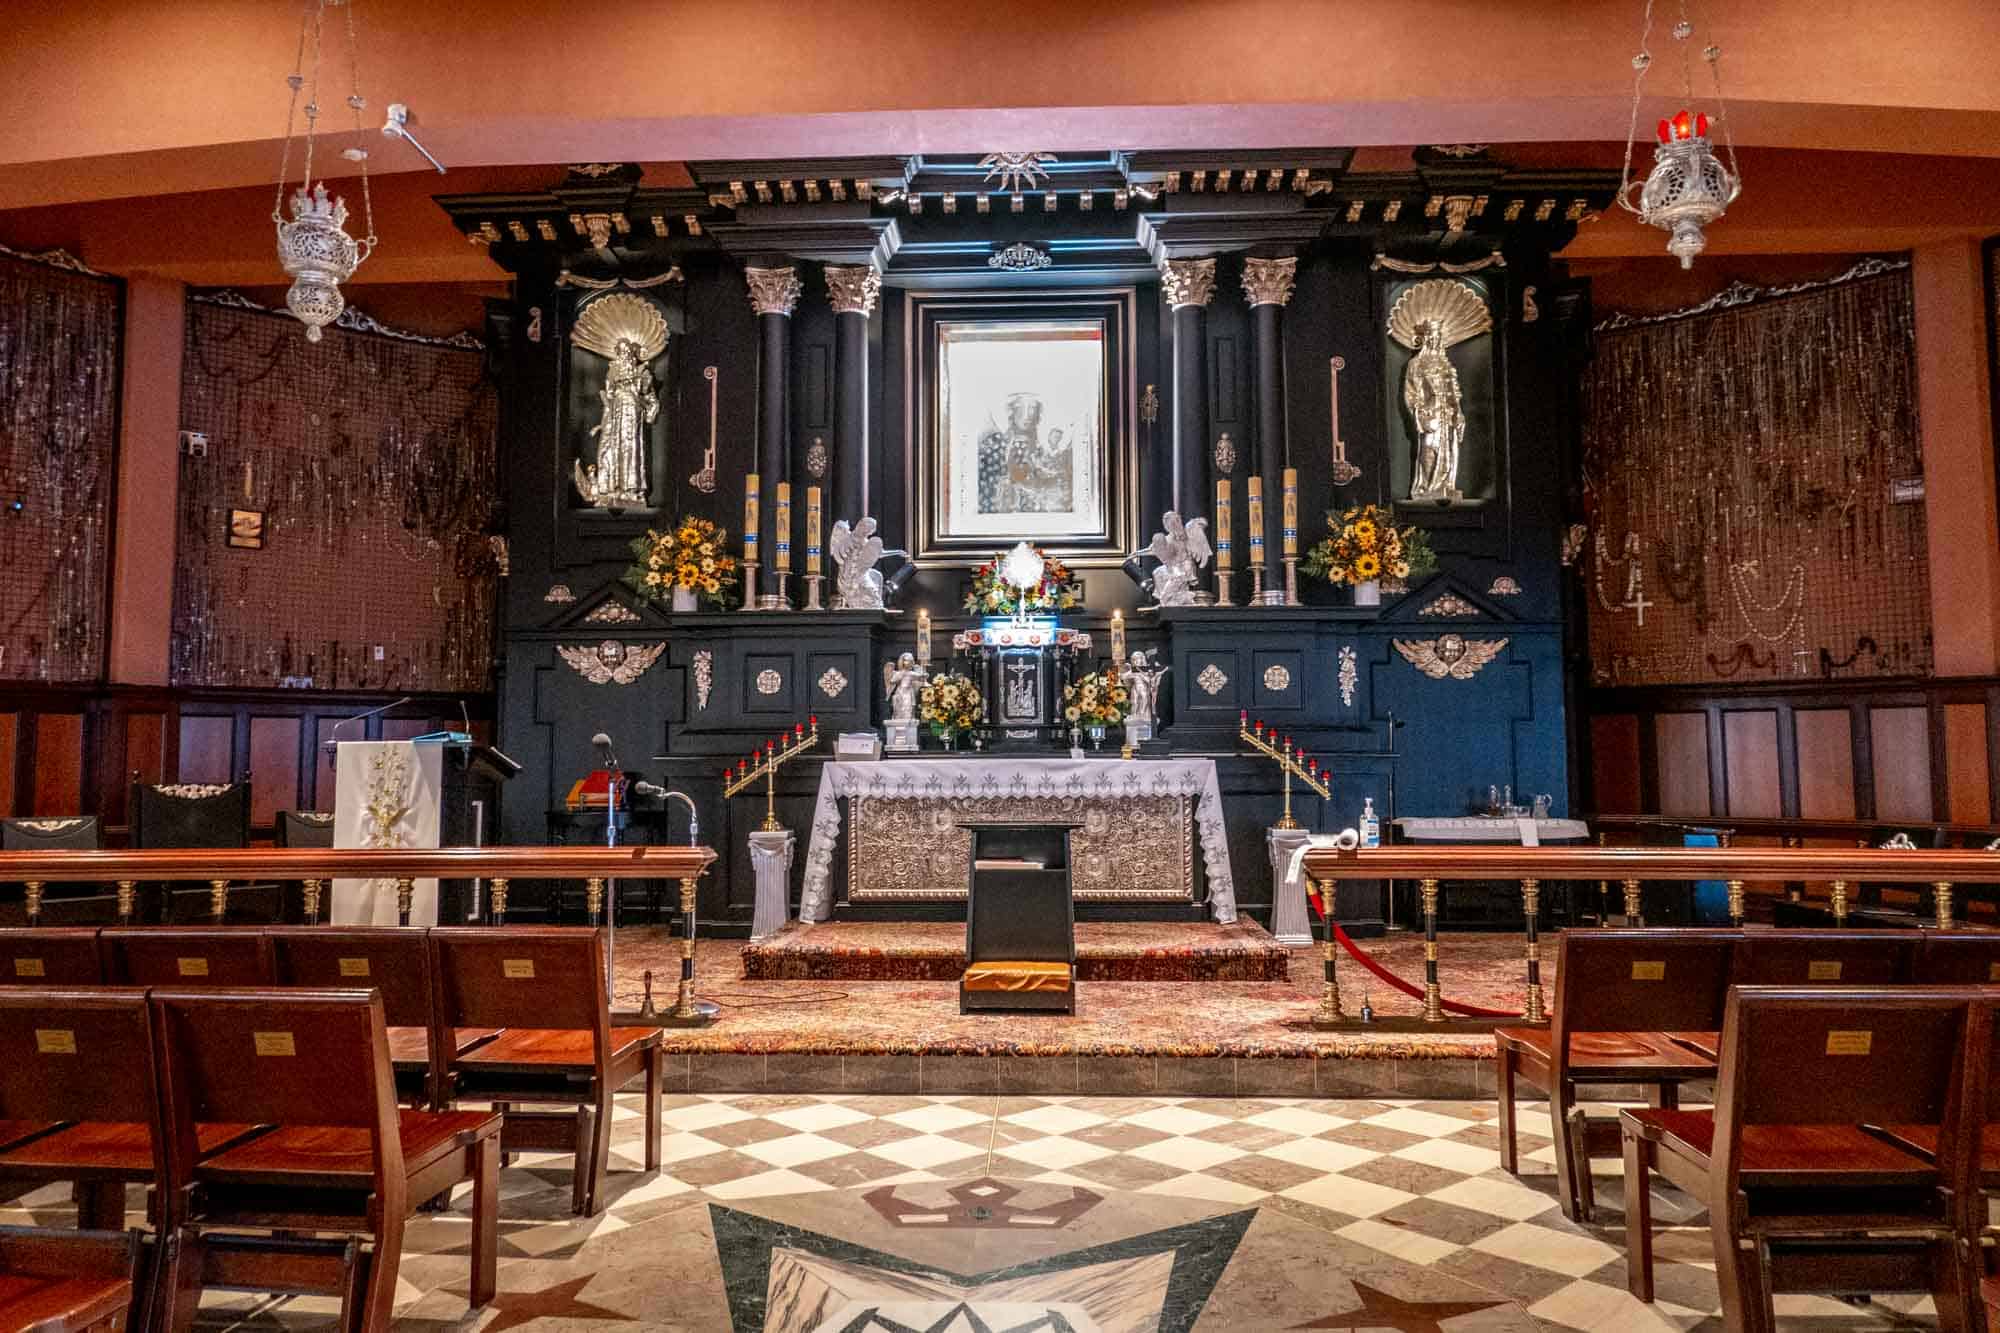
[1238,716,1330,830]
[1283,556,1301,607]
[724,717,822,832]
[804,574,824,611]
[741,560,761,611]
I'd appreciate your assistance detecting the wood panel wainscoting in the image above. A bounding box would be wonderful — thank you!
[1582,675,2000,829]
[0,685,495,839]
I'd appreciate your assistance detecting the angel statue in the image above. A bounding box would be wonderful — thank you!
[1386,280,1492,504]
[1133,511,1212,607]
[829,516,909,610]
[570,293,670,511]
[883,651,928,724]
[1122,649,1169,726]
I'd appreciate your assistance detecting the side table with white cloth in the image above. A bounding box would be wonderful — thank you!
[1391,816,1592,930]
[799,757,1237,923]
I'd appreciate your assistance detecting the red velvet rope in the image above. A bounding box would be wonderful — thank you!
[1330,926,1521,1019]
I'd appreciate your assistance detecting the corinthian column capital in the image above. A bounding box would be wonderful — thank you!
[1241,256,1298,308]
[745,265,802,317]
[1160,257,1218,310]
[824,264,882,318]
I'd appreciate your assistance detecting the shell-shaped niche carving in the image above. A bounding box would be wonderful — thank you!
[1387,279,1493,351]
[570,292,670,363]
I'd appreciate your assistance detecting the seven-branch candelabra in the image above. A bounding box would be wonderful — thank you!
[1237,712,1330,830]
[724,716,821,831]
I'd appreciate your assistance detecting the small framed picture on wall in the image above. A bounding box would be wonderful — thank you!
[227,508,265,549]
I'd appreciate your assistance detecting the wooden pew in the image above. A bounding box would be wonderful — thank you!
[0,931,104,987]
[1495,930,1737,1222]
[0,1227,139,1333]
[1620,985,1987,1332]
[1914,933,2000,985]
[150,987,500,1333]
[430,927,661,1216]
[1730,928,1920,987]
[100,928,274,987]
[268,927,498,1109]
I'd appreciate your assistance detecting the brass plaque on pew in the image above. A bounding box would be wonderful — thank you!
[1989,962,2000,981]
[34,1029,75,1055]
[1630,961,1665,980]
[12,958,43,978]
[338,958,371,977]
[503,959,535,979]
[177,957,209,977]
[253,1031,296,1057]
[1825,1030,1873,1056]
[1807,960,1843,980]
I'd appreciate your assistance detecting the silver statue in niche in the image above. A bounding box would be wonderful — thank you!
[1133,511,1212,607]
[884,652,928,723]
[570,293,670,511]
[828,516,907,610]
[1122,650,1169,727]
[1387,280,1492,504]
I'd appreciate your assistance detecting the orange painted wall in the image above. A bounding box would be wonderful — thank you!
[108,275,184,686]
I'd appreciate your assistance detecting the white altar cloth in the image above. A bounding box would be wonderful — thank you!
[1394,816,1591,843]
[800,757,1237,923]
[331,740,443,926]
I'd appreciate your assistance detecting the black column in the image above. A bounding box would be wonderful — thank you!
[825,264,879,526]
[745,264,800,599]
[1243,256,1297,586]
[1162,258,1216,517]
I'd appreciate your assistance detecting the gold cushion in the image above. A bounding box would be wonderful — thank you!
[963,961,1072,994]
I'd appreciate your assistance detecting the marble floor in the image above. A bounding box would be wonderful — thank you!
[9,1089,1941,1331]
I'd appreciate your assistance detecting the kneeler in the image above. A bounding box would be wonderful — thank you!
[151,987,501,1333]
[1621,985,1987,1333]
[1493,929,1735,1222]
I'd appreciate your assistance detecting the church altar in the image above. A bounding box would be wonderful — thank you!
[799,757,1236,924]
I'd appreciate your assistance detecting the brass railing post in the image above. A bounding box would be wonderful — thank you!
[585,877,606,927]
[1726,879,1746,926]
[1829,879,1849,925]
[22,882,43,926]
[665,876,720,1026]
[394,877,415,928]
[1420,878,1443,1024]
[1934,880,1954,931]
[209,879,228,923]
[1621,878,1643,926]
[1784,835,1804,901]
[1521,878,1545,1023]
[300,878,322,925]
[1310,879,1344,1028]
[1595,832,1610,926]
[489,877,509,926]
[115,880,136,924]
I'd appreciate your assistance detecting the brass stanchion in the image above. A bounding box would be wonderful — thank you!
[1309,879,1345,1028]
[1522,878,1545,1024]
[1596,832,1610,926]
[300,879,322,925]
[209,879,228,923]
[664,876,719,1026]
[489,877,509,926]
[394,877,415,928]
[115,881,135,924]
[585,877,606,927]
[23,882,43,926]
[1784,836,1804,901]
[1829,878,1849,925]
[1622,878,1643,925]
[1726,879,1746,926]
[1420,878,1443,1024]
[1934,880,1954,931]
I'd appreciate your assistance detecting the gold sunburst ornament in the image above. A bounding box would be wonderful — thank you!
[978,152,1057,199]
[1385,280,1493,354]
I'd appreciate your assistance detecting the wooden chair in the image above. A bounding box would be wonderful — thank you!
[273,813,336,924]
[430,927,661,1216]
[1730,928,1920,986]
[0,1227,138,1333]
[1620,985,1986,1332]
[150,987,500,1333]
[101,927,275,987]
[1,820,104,928]
[0,930,105,986]
[1494,929,1737,1222]
[269,927,498,1108]
[128,783,279,924]
[1914,933,2000,985]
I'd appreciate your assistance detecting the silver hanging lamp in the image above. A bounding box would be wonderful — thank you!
[273,0,378,341]
[1617,0,1743,269]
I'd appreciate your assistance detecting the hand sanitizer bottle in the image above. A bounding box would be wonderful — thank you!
[1360,797,1380,848]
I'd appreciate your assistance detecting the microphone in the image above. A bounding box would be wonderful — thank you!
[592,731,621,771]
[324,696,415,753]
[460,699,472,737]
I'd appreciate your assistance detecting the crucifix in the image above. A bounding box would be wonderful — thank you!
[1623,588,1653,628]
[1005,658,1037,720]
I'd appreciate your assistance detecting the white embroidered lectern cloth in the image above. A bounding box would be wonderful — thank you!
[331,740,444,926]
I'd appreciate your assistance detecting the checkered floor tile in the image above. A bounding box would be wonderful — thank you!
[0,1091,1948,1329]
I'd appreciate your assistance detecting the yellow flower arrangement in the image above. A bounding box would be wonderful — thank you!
[625,516,740,609]
[1063,667,1129,728]
[919,670,983,738]
[1301,504,1436,589]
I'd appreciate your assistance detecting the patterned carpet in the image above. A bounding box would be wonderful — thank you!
[70,1085,1932,1331]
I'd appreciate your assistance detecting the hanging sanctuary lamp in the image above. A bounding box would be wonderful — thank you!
[272,0,378,341]
[1616,0,1742,268]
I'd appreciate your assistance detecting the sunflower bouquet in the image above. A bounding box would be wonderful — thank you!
[918,670,984,740]
[963,547,1081,616]
[1063,667,1130,729]
[1301,504,1436,588]
[624,516,739,608]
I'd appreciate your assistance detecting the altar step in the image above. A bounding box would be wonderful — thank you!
[742,919,1290,982]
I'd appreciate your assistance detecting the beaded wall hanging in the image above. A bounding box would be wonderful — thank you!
[1583,259,1931,686]
[171,294,500,692]
[0,245,119,683]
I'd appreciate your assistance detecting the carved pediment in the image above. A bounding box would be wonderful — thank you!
[1376,573,1514,624]
[548,584,665,631]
